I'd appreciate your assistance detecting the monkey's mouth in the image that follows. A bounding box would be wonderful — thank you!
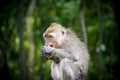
[50,45,53,47]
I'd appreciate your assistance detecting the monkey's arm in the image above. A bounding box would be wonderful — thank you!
[41,46,77,61]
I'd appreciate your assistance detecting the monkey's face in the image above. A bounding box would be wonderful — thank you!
[43,33,57,48]
[43,30,66,48]
[43,23,67,48]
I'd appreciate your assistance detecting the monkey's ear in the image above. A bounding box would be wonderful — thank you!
[61,30,66,37]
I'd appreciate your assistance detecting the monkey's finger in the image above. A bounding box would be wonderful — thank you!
[42,53,50,59]
[41,49,45,52]
[41,46,46,52]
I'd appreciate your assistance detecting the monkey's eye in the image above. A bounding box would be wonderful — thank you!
[45,34,53,38]
[49,35,53,38]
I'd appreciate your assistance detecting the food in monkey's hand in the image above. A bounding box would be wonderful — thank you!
[41,51,51,60]
[41,47,59,63]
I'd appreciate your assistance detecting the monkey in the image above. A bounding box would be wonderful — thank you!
[41,23,90,80]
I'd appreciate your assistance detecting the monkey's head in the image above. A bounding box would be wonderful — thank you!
[43,23,66,48]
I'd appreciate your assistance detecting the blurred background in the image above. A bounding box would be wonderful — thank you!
[0,0,120,80]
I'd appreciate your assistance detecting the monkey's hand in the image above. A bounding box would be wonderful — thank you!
[41,46,54,53]
[41,46,54,60]
[41,46,60,63]
[41,52,51,60]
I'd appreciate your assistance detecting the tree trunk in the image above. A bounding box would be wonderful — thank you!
[26,0,36,80]
[18,1,27,80]
[79,0,88,46]
[94,0,105,80]
[0,31,12,80]
[112,0,120,80]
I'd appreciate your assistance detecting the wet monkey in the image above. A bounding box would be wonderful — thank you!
[41,23,90,80]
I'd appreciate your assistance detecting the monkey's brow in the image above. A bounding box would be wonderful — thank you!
[46,30,54,33]
[46,27,55,33]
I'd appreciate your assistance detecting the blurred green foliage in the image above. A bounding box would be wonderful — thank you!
[0,0,119,80]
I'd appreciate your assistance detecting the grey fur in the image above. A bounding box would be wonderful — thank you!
[42,23,90,80]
